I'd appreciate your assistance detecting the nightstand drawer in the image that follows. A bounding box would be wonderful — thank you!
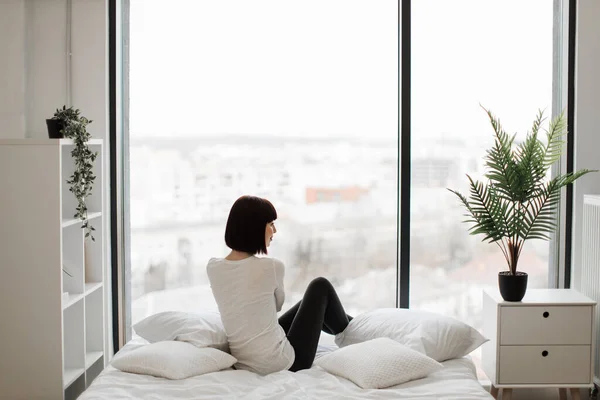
[500,306,592,345]
[499,345,591,384]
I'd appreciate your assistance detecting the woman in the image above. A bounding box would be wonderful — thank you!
[207,195,352,374]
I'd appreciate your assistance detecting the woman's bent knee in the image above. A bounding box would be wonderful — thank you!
[307,276,332,290]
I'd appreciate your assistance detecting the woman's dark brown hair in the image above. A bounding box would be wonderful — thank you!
[224,195,277,255]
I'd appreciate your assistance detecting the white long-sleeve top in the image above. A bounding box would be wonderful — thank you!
[206,256,295,374]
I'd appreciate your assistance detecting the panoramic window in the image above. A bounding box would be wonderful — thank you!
[125,2,562,374]
[410,0,556,375]
[127,0,399,328]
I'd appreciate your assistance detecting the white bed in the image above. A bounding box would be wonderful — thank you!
[79,341,494,400]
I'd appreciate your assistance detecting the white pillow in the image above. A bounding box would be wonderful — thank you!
[133,311,229,352]
[335,308,488,362]
[111,341,237,380]
[315,337,443,389]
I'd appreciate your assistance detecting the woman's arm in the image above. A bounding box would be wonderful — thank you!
[273,259,286,312]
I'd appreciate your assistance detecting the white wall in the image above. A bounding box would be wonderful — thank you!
[573,0,600,290]
[0,0,26,137]
[0,0,106,139]
[24,0,68,138]
[71,0,108,138]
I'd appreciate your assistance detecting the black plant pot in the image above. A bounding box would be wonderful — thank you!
[498,271,528,302]
[46,119,65,139]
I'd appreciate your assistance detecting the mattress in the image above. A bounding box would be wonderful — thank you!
[80,341,493,400]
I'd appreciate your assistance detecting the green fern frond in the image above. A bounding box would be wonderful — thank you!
[482,107,520,201]
[542,111,567,168]
[514,110,546,201]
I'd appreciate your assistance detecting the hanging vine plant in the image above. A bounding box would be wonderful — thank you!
[50,106,98,241]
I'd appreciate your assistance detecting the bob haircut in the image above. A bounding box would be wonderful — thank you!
[225,195,277,255]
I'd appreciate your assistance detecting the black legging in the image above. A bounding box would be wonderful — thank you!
[278,277,352,372]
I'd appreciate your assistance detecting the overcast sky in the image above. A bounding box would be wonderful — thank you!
[129,0,554,140]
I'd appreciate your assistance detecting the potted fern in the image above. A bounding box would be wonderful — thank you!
[48,106,98,241]
[448,107,595,301]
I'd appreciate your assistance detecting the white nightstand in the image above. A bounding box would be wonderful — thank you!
[482,288,596,400]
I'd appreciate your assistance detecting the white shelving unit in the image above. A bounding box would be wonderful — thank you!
[0,139,106,400]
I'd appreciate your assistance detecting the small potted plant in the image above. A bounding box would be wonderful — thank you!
[448,107,595,301]
[48,106,98,241]
[46,106,79,139]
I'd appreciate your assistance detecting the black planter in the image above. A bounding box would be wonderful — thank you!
[46,119,65,139]
[498,271,528,301]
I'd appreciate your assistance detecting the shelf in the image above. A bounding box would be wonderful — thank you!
[0,138,105,399]
[63,367,84,389]
[62,293,84,310]
[84,282,103,296]
[85,351,103,369]
[0,139,103,146]
[62,212,102,228]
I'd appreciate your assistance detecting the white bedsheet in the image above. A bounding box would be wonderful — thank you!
[80,342,493,400]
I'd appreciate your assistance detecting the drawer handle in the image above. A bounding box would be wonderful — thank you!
[543,311,549,318]
[542,350,549,357]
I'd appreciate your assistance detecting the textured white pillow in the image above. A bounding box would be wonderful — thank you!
[133,311,229,352]
[315,337,443,389]
[111,341,237,380]
[335,308,488,362]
